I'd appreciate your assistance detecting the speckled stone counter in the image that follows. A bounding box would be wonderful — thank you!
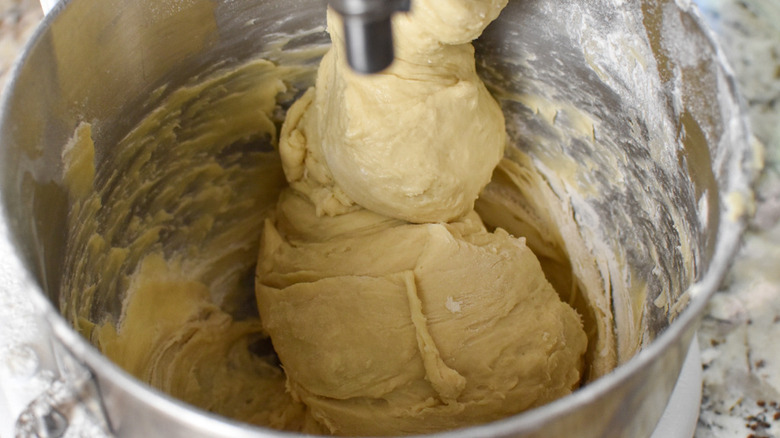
[0,0,41,90]
[0,0,778,437]
[694,1,780,437]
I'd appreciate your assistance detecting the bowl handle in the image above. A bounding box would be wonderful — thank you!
[15,343,112,438]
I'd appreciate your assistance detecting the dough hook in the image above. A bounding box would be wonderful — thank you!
[327,0,410,73]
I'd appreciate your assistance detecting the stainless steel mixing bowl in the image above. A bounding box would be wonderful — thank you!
[0,0,758,437]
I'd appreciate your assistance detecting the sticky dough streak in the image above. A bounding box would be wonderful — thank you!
[402,270,466,403]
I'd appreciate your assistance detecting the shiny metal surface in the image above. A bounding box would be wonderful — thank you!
[328,0,410,73]
[0,0,758,437]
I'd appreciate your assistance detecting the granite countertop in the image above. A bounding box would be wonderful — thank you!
[693,0,780,437]
[0,0,40,90]
[0,0,778,437]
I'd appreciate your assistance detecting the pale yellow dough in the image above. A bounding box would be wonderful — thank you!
[257,0,589,435]
[256,190,587,435]
[60,61,322,431]
[63,0,602,435]
[94,254,315,432]
[280,1,507,223]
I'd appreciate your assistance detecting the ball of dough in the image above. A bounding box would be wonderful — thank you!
[279,4,508,223]
[255,191,587,436]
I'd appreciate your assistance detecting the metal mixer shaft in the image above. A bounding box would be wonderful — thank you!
[327,0,410,73]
